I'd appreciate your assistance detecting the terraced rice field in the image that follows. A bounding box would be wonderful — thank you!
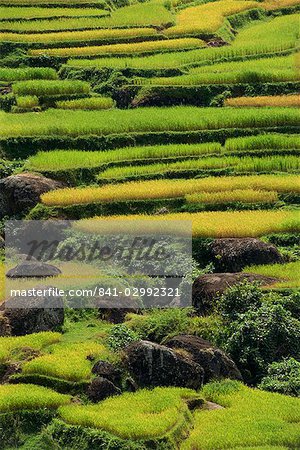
[0,1,299,447]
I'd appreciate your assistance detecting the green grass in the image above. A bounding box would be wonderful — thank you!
[136,53,299,85]
[67,14,299,70]
[0,2,174,32]
[0,106,298,138]
[26,142,222,172]
[0,384,71,412]
[225,133,300,152]
[0,67,58,82]
[0,332,61,363]
[41,174,300,206]
[97,155,300,180]
[58,387,200,439]
[22,341,109,382]
[56,96,115,110]
[0,6,109,20]
[243,261,300,288]
[182,380,300,449]
[12,79,89,96]
[30,38,205,58]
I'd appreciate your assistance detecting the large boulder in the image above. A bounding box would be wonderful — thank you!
[6,261,61,279]
[193,272,279,315]
[123,340,204,389]
[166,335,242,383]
[3,285,64,335]
[92,360,122,385]
[210,238,283,272]
[0,173,65,217]
[87,377,121,402]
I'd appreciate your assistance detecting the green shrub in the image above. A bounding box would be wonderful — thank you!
[259,358,300,397]
[226,303,300,383]
[107,324,140,351]
[218,281,263,321]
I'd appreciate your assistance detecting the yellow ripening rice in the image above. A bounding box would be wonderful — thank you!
[40,174,300,207]
[75,210,300,238]
[0,28,157,45]
[29,38,205,58]
[225,95,300,107]
[165,0,258,36]
[262,0,300,10]
[186,189,278,204]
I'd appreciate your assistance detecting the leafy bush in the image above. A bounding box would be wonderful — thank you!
[218,281,262,321]
[107,324,140,351]
[259,358,300,396]
[226,303,300,382]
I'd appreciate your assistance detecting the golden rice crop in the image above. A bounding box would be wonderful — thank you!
[186,189,278,204]
[0,28,157,45]
[75,210,300,238]
[0,107,298,138]
[262,0,300,10]
[56,96,115,110]
[0,6,109,20]
[225,95,300,107]
[41,174,300,206]
[29,38,205,58]
[97,155,300,180]
[243,261,300,289]
[12,79,90,96]
[27,143,222,172]
[0,384,71,413]
[165,0,258,36]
